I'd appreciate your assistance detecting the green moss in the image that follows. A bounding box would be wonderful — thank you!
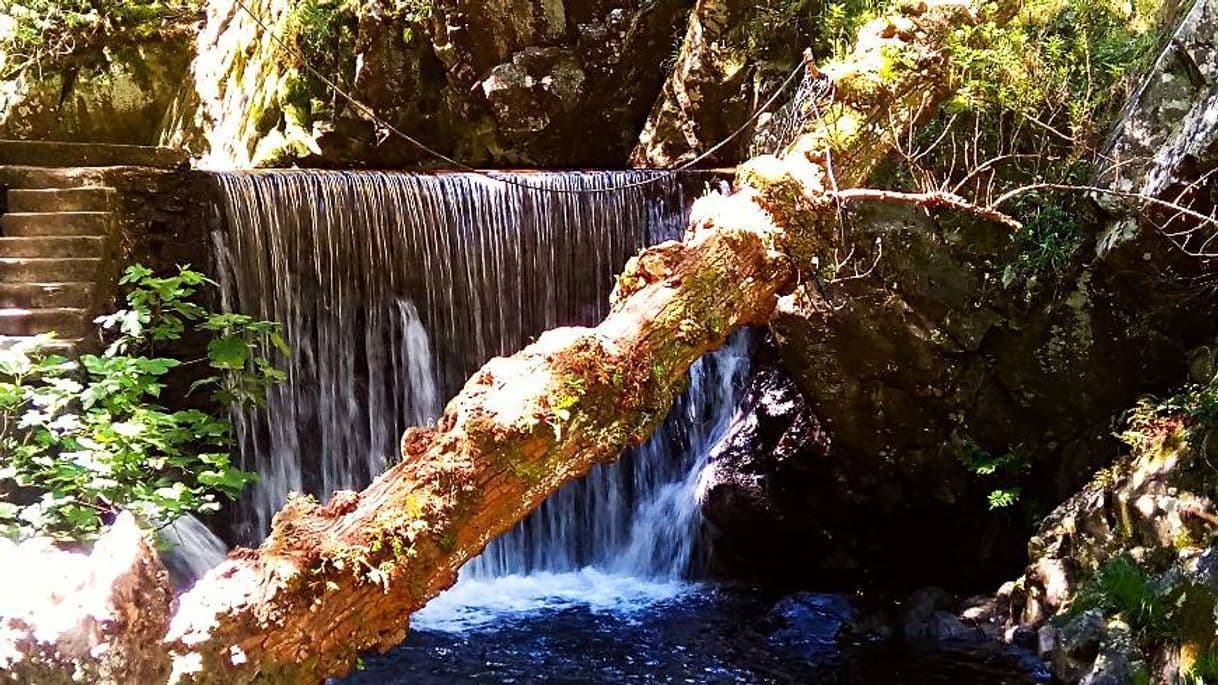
[437,529,457,554]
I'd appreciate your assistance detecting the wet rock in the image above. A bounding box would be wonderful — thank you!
[902,587,974,642]
[765,592,855,656]
[1051,609,1105,683]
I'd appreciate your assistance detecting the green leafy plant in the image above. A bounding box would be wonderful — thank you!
[0,264,287,541]
[814,0,889,59]
[1064,556,1170,637]
[946,0,1159,140]
[1121,380,1218,452]
[954,438,1031,510]
[1001,199,1085,291]
[1185,649,1218,685]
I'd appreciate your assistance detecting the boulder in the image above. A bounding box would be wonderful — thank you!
[764,592,855,657]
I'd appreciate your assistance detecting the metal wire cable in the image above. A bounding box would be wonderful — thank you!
[230,0,807,194]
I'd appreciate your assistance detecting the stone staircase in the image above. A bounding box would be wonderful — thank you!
[0,183,115,353]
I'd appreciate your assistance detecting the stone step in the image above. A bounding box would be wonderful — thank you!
[0,166,115,190]
[0,283,93,309]
[1,212,110,236]
[0,140,189,169]
[0,258,102,283]
[8,187,115,212]
[0,308,92,337]
[0,236,104,258]
[0,335,83,356]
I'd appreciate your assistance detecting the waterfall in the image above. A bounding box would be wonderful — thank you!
[212,170,746,595]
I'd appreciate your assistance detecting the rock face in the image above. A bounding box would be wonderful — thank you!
[705,192,1215,589]
[702,0,1218,597]
[0,40,195,144]
[983,398,1218,684]
[630,0,816,167]
[630,0,754,167]
[416,0,695,166]
[156,0,696,168]
[1099,0,1218,217]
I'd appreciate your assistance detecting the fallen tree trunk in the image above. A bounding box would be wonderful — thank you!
[3,2,1009,683]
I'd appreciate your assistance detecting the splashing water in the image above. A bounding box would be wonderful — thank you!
[212,170,747,625]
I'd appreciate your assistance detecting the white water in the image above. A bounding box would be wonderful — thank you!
[411,569,694,633]
[212,170,746,627]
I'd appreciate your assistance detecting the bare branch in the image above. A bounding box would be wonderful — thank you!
[833,188,1024,231]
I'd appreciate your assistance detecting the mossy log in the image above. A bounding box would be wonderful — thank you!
[1,3,1007,683]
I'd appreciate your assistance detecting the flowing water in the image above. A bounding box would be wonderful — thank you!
[211,170,704,548]
[160,514,228,590]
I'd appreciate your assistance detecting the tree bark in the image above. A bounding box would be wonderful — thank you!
[3,2,1006,683]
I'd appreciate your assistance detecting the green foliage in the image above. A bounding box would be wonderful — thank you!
[733,0,824,62]
[0,0,198,77]
[283,0,358,99]
[954,438,1030,510]
[1185,650,1218,685]
[1001,200,1085,291]
[946,0,1160,140]
[280,0,432,117]
[1122,380,1218,450]
[1065,556,1170,638]
[885,0,1165,265]
[0,265,286,542]
[1153,384,1218,435]
[986,487,1022,510]
[814,0,889,59]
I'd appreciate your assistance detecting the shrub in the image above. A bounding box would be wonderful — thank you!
[0,264,286,541]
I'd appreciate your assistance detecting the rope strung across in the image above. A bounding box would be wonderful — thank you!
[230,0,814,195]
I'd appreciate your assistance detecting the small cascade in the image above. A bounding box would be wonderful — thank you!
[467,333,750,581]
